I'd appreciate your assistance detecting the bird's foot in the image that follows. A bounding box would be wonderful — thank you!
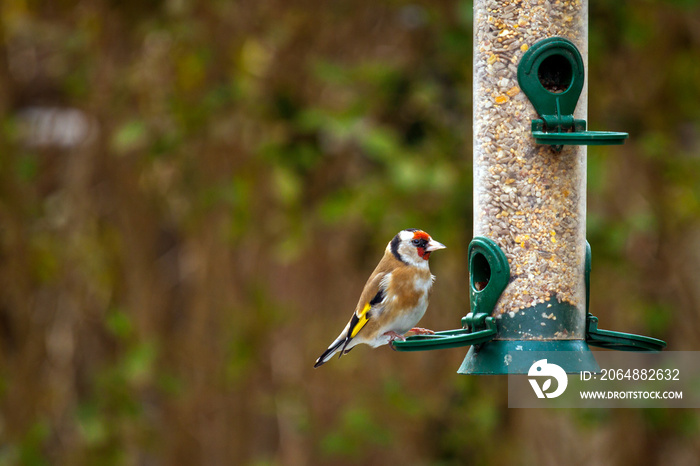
[384,331,406,351]
[408,327,435,335]
[384,331,406,341]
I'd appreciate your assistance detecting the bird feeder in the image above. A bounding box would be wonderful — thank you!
[392,0,665,373]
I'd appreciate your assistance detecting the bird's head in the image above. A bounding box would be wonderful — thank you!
[389,229,446,267]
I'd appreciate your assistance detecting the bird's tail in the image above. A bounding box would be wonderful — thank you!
[314,337,347,368]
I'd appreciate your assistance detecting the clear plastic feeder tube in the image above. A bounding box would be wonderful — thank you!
[473,0,588,339]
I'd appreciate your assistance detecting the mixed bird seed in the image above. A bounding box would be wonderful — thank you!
[473,0,588,337]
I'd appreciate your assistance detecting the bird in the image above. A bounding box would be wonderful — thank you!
[314,228,446,368]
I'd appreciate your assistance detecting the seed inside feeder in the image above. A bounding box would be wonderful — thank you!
[473,0,587,339]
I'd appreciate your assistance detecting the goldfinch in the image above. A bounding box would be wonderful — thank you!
[314,229,446,368]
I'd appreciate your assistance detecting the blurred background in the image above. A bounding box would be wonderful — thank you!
[1,0,700,465]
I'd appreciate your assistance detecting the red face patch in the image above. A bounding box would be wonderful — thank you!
[416,247,431,260]
[413,231,431,260]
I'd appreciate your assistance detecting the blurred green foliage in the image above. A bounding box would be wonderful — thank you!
[0,0,699,465]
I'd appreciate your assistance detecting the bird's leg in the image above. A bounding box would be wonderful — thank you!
[384,331,406,351]
[384,331,406,342]
[408,327,435,335]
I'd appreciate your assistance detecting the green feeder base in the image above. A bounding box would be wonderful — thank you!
[458,339,599,375]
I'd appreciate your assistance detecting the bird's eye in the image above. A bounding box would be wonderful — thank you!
[412,239,422,246]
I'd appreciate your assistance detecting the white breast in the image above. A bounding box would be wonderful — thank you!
[390,295,429,335]
[388,273,434,336]
[414,274,435,293]
[364,271,436,348]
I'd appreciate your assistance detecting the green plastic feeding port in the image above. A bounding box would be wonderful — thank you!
[517,37,628,147]
[392,238,666,374]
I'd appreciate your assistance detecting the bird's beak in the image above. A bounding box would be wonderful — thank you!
[425,239,446,252]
